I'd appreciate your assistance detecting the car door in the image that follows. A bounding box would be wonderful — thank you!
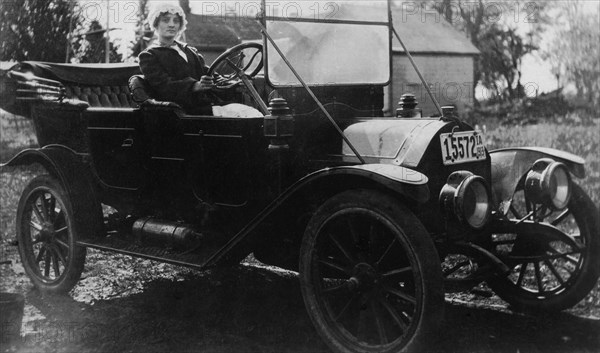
[180,115,267,206]
[85,108,148,189]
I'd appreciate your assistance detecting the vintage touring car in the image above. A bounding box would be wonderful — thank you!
[1,2,598,352]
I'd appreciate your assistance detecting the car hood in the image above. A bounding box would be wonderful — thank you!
[342,118,449,167]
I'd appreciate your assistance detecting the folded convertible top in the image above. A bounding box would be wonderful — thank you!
[15,61,141,86]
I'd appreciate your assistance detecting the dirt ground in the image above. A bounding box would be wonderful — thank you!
[1,250,599,353]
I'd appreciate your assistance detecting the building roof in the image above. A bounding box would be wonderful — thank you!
[184,14,261,49]
[184,7,479,56]
[391,7,479,55]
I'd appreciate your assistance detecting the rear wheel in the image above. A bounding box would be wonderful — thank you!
[300,190,443,353]
[488,183,600,311]
[17,175,87,294]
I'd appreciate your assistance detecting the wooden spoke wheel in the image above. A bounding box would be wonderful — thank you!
[300,190,443,353]
[17,175,86,294]
[489,183,600,311]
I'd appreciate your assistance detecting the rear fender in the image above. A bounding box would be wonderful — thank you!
[489,147,585,215]
[1,145,103,238]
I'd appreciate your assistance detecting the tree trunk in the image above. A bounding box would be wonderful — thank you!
[179,0,191,14]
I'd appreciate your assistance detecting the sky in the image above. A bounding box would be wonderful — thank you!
[76,0,600,95]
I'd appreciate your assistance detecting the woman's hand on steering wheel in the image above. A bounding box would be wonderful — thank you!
[192,75,216,92]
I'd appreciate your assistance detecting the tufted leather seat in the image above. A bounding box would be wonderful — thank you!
[64,84,138,108]
[9,61,144,108]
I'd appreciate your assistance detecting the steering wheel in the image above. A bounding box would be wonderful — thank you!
[207,42,263,90]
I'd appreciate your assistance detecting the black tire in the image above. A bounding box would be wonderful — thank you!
[300,189,444,353]
[16,175,87,294]
[488,183,600,311]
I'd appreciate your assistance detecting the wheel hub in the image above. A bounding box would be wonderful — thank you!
[347,263,379,291]
[37,222,55,242]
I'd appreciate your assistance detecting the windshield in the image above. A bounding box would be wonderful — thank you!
[263,1,391,87]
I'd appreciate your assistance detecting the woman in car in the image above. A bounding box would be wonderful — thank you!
[139,3,261,117]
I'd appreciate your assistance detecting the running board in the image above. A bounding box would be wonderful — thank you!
[77,234,226,270]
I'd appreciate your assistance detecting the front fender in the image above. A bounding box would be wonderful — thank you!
[489,147,585,214]
[205,163,429,266]
[296,164,430,204]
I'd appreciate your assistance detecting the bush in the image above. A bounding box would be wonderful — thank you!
[463,93,596,127]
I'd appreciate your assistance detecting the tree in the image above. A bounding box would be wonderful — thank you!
[131,0,151,58]
[543,2,600,108]
[179,0,191,14]
[420,0,549,101]
[0,0,80,62]
[479,26,536,99]
[71,20,122,63]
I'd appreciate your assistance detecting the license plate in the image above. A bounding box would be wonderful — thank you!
[440,131,486,165]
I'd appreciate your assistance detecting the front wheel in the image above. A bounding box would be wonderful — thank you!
[300,190,444,353]
[16,175,87,294]
[488,183,600,311]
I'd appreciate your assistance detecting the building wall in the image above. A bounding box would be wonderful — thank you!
[386,54,475,117]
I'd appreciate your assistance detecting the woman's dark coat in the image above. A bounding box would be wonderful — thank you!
[138,41,211,113]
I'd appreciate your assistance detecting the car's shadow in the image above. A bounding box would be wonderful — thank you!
[24,265,600,353]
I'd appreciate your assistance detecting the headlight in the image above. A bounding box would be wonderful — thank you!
[525,159,571,210]
[440,171,492,229]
